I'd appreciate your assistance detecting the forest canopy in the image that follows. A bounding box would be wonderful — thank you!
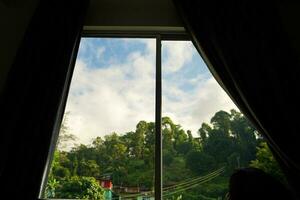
[45,109,283,199]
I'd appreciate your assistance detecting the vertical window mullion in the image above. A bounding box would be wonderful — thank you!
[155,35,162,200]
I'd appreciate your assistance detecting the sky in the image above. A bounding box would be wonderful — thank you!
[63,38,238,145]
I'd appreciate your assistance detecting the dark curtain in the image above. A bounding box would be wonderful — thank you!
[173,0,300,199]
[0,0,89,199]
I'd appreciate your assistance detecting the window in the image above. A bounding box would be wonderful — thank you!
[41,35,284,200]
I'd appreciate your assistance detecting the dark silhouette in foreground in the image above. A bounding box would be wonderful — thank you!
[227,167,294,200]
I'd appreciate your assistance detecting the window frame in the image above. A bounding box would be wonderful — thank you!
[40,28,190,200]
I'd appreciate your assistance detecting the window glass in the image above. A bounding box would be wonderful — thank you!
[43,38,285,200]
[44,38,156,200]
[161,41,284,199]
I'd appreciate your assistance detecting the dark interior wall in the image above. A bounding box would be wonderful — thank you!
[0,0,39,94]
[2,0,300,100]
[84,0,183,28]
[0,0,183,96]
[1,0,300,95]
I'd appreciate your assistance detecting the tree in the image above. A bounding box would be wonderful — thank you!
[45,109,282,200]
[162,117,176,154]
[173,126,188,154]
[57,113,77,151]
[77,159,101,177]
[50,151,71,179]
[250,142,285,182]
[55,176,104,199]
[186,150,216,175]
[230,109,257,166]
[210,111,231,136]
[133,121,147,158]
[198,123,212,142]
[44,172,60,198]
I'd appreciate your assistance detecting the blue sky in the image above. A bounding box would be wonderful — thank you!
[64,38,237,145]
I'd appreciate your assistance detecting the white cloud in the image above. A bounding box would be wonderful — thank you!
[162,41,195,73]
[65,41,155,144]
[63,39,238,145]
[163,77,238,136]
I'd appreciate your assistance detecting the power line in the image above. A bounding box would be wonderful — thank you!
[163,171,223,197]
[163,167,225,191]
[163,170,222,195]
[112,167,225,199]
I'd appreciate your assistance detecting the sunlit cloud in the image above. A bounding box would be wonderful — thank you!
[162,41,195,73]
[64,38,238,145]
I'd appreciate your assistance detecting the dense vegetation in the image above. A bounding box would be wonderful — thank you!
[45,109,283,199]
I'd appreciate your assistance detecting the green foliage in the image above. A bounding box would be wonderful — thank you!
[198,123,211,142]
[45,176,59,198]
[187,176,229,198]
[164,156,191,185]
[210,111,231,135]
[77,159,101,177]
[45,109,283,200]
[186,151,216,175]
[57,113,77,151]
[55,176,104,199]
[250,142,285,182]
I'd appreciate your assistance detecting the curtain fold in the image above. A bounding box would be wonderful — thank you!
[0,0,89,199]
[173,0,300,199]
